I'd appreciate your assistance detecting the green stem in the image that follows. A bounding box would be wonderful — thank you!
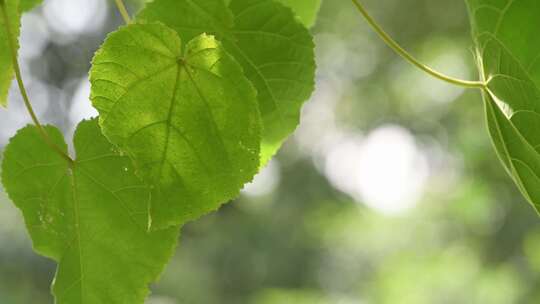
[350,0,486,89]
[114,0,132,24]
[0,0,74,164]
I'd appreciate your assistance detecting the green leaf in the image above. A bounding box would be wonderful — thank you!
[137,0,316,164]
[90,23,261,229]
[0,0,20,108]
[225,0,322,27]
[466,0,540,211]
[1,119,178,303]
[20,0,41,11]
[276,0,321,28]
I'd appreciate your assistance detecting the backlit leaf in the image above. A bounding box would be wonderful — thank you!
[276,0,321,28]
[1,119,179,303]
[466,0,540,211]
[20,0,41,11]
[137,0,316,164]
[90,23,261,229]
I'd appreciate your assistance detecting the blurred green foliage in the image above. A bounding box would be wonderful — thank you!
[1,0,540,303]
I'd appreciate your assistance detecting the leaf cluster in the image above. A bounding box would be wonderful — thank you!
[0,0,317,302]
[2,0,540,302]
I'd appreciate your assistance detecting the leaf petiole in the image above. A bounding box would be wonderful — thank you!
[0,0,74,164]
[114,0,132,24]
[350,0,486,90]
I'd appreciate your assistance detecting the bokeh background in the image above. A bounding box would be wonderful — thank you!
[1,0,540,303]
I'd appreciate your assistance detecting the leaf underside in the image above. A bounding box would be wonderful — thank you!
[1,119,179,304]
[466,0,540,211]
[137,0,316,165]
[90,24,262,229]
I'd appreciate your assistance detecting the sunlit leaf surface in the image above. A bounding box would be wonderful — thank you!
[20,0,42,11]
[138,0,316,164]
[276,0,321,28]
[1,119,178,303]
[90,23,261,229]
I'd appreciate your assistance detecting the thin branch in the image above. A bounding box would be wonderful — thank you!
[350,0,486,89]
[0,0,74,164]
[114,0,132,24]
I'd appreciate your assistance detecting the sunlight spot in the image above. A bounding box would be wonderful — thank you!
[325,125,429,215]
[242,160,281,197]
[69,77,98,125]
[19,12,50,59]
[43,0,108,43]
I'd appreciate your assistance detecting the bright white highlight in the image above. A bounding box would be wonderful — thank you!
[69,78,98,124]
[19,13,50,59]
[242,160,281,197]
[325,125,429,215]
[43,0,107,42]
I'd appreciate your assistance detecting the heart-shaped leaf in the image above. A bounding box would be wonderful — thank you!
[90,23,261,229]
[1,119,179,303]
[137,0,316,164]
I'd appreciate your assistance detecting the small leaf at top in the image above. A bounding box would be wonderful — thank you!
[466,0,540,211]
[137,0,316,165]
[90,23,261,229]
[1,119,179,303]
